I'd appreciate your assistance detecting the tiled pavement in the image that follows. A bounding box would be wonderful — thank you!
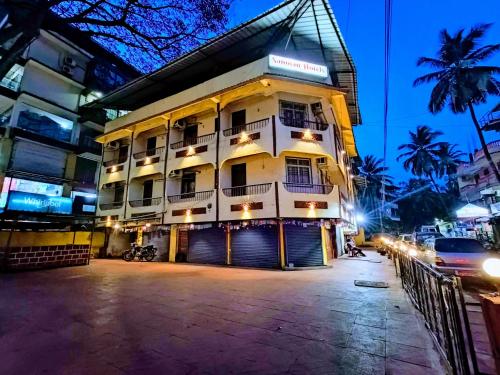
[0,250,445,374]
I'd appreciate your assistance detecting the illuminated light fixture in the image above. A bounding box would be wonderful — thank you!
[242,203,250,212]
[409,248,418,257]
[145,157,151,165]
[302,129,314,141]
[142,225,147,230]
[268,55,328,78]
[239,131,250,144]
[111,165,117,172]
[308,202,316,210]
[355,213,366,223]
[145,223,151,228]
[186,209,192,217]
[483,258,500,278]
[187,146,196,156]
[349,174,354,179]
[341,150,346,155]
[113,223,120,230]
[346,166,351,171]
[346,203,354,210]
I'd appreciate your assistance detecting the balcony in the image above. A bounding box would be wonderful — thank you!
[103,156,128,167]
[133,146,165,160]
[280,117,329,131]
[167,190,214,203]
[222,118,269,137]
[129,197,163,207]
[283,183,334,194]
[99,201,124,210]
[130,147,165,179]
[170,133,215,150]
[222,183,272,197]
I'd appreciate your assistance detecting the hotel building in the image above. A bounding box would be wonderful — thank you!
[91,0,361,268]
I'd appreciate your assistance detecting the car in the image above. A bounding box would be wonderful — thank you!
[414,231,444,246]
[432,238,491,277]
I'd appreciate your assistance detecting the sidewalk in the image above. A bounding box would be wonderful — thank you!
[0,249,445,374]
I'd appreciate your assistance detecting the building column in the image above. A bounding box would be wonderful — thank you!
[321,224,328,266]
[226,223,231,265]
[278,219,286,269]
[169,224,178,262]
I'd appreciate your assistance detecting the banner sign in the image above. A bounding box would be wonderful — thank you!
[269,55,328,78]
[7,191,72,215]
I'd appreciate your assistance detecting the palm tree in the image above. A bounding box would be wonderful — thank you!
[397,125,444,191]
[414,24,500,181]
[435,143,465,178]
[356,155,392,201]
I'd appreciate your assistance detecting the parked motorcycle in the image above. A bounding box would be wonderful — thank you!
[122,243,157,262]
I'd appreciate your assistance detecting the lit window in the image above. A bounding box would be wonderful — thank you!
[286,157,312,184]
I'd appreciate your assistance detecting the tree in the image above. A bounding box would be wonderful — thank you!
[397,125,444,191]
[414,23,500,182]
[435,143,465,178]
[0,0,231,78]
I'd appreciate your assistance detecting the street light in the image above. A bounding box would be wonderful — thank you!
[355,213,366,223]
[483,258,500,278]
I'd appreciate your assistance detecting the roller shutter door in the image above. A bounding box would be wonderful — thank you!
[231,227,279,268]
[187,227,226,265]
[285,225,323,267]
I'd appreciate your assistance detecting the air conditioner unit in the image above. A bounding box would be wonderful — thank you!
[105,141,120,150]
[168,170,182,179]
[102,182,115,190]
[63,56,77,67]
[62,65,74,75]
[173,118,187,130]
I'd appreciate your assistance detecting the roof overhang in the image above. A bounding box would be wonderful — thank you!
[87,0,360,126]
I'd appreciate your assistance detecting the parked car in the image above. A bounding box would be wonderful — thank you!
[414,231,444,247]
[431,238,491,277]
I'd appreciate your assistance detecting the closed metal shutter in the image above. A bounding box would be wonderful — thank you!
[231,227,279,268]
[188,227,226,265]
[285,225,323,267]
[11,140,67,178]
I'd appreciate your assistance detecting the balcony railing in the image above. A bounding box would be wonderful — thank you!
[99,201,124,210]
[133,146,165,160]
[170,133,215,150]
[283,182,334,194]
[222,183,272,197]
[280,117,328,131]
[103,156,128,167]
[129,197,162,207]
[223,118,269,137]
[167,190,214,203]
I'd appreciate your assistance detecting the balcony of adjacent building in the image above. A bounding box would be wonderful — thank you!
[129,129,167,179]
[97,181,125,218]
[0,63,24,99]
[127,176,163,217]
[219,153,277,221]
[165,164,216,224]
[480,104,500,132]
[100,139,131,184]
[167,112,217,171]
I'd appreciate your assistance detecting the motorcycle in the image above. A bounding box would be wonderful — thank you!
[122,243,157,262]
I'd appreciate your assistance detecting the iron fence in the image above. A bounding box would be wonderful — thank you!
[222,183,272,197]
[283,182,334,194]
[391,249,479,375]
[279,117,329,131]
[128,197,162,207]
[133,146,165,160]
[170,133,215,150]
[99,201,124,210]
[167,190,214,203]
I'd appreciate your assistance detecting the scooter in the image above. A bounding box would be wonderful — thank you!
[122,243,157,262]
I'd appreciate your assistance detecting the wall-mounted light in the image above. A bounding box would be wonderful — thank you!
[349,174,354,179]
[113,223,121,230]
[346,166,351,171]
[111,166,117,172]
[239,131,250,144]
[145,157,151,165]
[186,209,192,217]
[302,129,314,141]
[145,223,151,228]
[341,150,346,155]
[242,203,250,212]
[308,202,316,210]
[187,146,196,156]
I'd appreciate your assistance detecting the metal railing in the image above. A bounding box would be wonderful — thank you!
[283,182,334,194]
[133,146,165,160]
[391,248,478,375]
[167,190,214,203]
[280,117,329,131]
[170,133,215,150]
[128,197,162,207]
[222,183,272,197]
[103,157,128,167]
[222,118,269,137]
[99,201,124,210]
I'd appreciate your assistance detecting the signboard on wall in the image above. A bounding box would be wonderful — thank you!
[7,191,72,215]
[269,55,328,78]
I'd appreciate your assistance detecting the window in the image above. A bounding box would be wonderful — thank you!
[74,157,98,184]
[146,137,157,156]
[231,110,246,128]
[280,101,307,128]
[286,158,312,184]
[484,168,490,176]
[181,171,196,197]
[17,105,74,143]
[113,184,124,203]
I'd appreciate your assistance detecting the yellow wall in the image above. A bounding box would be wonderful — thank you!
[0,231,105,250]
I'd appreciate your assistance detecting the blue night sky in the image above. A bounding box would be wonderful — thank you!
[229,0,500,181]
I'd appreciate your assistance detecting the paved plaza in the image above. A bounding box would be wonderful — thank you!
[0,250,445,374]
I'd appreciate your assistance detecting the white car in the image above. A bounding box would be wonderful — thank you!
[432,238,490,277]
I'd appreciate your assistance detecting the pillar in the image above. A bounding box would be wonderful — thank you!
[169,224,178,262]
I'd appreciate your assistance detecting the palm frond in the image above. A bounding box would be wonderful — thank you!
[466,44,500,63]
[413,70,446,86]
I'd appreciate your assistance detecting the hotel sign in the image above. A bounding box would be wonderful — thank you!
[269,55,328,78]
[7,191,72,215]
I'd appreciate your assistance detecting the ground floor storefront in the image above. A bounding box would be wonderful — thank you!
[107,219,348,270]
[0,251,445,374]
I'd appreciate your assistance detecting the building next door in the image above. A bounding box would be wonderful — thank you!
[285,224,323,267]
[231,225,279,268]
[231,163,246,196]
[187,227,226,265]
